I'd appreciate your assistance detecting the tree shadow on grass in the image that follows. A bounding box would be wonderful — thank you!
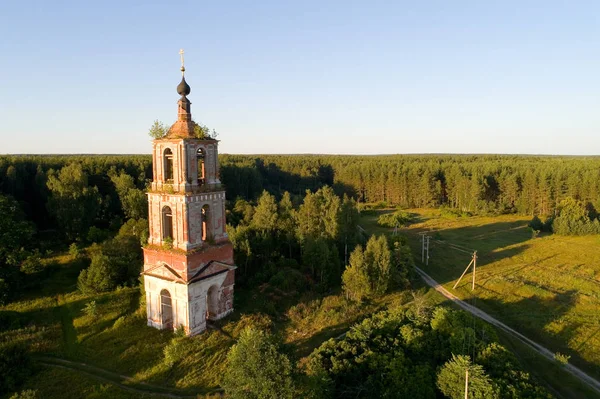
[472,289,600,381]
[407,219,531,255]
[286,320,356,359]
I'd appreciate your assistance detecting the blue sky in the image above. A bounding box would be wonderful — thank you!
[0,1,598,155]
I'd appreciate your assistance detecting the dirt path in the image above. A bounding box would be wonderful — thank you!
[415,266,600,396]
[37,356,218,398]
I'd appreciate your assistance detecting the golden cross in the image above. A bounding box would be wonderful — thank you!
[179,49,185,75]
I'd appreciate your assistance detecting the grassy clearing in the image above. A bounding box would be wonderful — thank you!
[1,248,414,398]
[361,208,600,383]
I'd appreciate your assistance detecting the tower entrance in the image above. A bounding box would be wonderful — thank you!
[160,289,173,330]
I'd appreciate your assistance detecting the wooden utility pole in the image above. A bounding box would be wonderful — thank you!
[421,233,425,263]
[420,233,430,264]
[464,368,469,399]
[472,251,477,291]
[453,251,478,291]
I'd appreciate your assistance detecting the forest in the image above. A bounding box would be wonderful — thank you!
[2,154,600,231]
[1,153,599,398]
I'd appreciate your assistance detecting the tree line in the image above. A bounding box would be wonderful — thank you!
[220,154,600,217]
[3,154,600,233]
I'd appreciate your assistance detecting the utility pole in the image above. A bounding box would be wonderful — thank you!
[472,251,477,291]
[421,233,425,263]
[453,251,478,291]
[425,235,430,265]
[420,233,430,264]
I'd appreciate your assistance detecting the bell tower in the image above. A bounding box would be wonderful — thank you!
[142,51,236,336]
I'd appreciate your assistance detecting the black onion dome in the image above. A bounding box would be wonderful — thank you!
[177,76,191,96]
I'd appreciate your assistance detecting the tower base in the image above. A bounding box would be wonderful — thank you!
[143,260,235,336]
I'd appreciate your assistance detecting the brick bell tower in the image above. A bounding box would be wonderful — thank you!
[142,51,236,335]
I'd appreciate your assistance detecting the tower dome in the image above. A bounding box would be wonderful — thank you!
[177,76,191,97]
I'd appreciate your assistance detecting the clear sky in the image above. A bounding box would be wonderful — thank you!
[0,1,598,155]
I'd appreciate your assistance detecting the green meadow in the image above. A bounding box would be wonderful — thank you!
[0,246,412,398]
[362,208,600,383]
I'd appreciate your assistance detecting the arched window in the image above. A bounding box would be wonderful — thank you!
[162,206,173,240]
[206,285,219,320]
[160,289,173,330]
[164,148,174,181]
[197,148,205,184]
[201,204,209,241]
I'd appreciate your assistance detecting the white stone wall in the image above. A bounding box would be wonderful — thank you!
[144,270,233,336]
[145,275,189,331]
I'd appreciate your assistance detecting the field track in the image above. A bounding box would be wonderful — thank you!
[415,266,600,396]
[36,356,211,398]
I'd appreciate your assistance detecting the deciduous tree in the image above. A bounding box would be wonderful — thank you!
[222,328,295,399]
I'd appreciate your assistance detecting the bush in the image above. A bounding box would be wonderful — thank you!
[377,210,413,228]
[437,355,497,399]
[78,254,118,293]
[19,252,43,275]
[268,267,308,293]
[222,328,295,399]
[0,311,23,332]
[551,197,600,236]
[68,243,81,258]
[528,215,544,231]
[164,337,188,367]
[0,279,9,306]
[439,206,464,219]
[77,234,143,293]
[0,342,31,394]
[87,226,110,243]
[83,300,97,316]
[9,390,38,399]
[554,352,570,366]
[112,315,128,329]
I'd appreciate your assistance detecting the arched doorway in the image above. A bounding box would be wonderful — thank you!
[206,285,219,321]
[160,289,173,330]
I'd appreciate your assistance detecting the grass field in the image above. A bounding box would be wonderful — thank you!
[0,246,412,398]
[5,209,600,398]
[361,208,600,385]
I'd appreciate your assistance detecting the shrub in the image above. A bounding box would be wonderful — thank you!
[439,206,463,219]
[20,252,43,275]
[0,342,31,394]
[268,267,308,293]
[551,197,600,236]
[9,390,38,399]
[83,300,97,316]
[528,215,544,231]
[162,236,174,250]
[77,234,142,293]
[437,355,497,399]
[0,311,23,332]
[377,209,413,228]
[69,243,81,258]
[0,279,9,306]
[222,328,295,399]
[554,352,570,365]
[112,315,128,329]
[78,254,118,293]
[87,226,110,243]
[164,337,188,367]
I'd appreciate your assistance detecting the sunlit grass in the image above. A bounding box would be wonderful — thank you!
[361,208,600,381]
